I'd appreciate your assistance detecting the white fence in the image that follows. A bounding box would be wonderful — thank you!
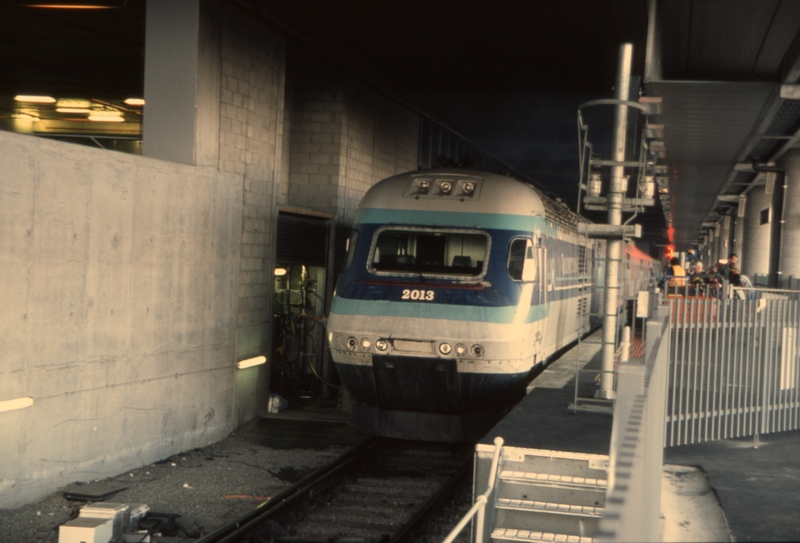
[665,287,800,446]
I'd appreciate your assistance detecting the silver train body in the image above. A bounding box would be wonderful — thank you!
[327,168,653,441]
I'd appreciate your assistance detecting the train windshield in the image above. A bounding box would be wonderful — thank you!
[369,227,488,277]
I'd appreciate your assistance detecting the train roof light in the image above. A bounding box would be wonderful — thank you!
[462,182,475,195]
[439,180,452,194]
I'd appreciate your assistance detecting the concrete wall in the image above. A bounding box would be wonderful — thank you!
[218,5,288,425]
[0,132,242,507]
[287,68,419,222]
[0,0,419,508]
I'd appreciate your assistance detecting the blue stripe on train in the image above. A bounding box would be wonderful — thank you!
[329,296,552,324]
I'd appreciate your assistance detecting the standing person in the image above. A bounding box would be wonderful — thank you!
[663,256,687,290]
[719,253,738,281]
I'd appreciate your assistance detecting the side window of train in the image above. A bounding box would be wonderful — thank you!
[507,238,536,281]
[344,230,358,270]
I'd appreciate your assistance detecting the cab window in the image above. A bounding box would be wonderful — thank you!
[507,238,536,281]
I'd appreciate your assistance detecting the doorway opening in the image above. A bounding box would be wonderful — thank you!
[270,210,339,406]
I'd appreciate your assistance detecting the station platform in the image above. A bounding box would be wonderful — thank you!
[478,328,800,542]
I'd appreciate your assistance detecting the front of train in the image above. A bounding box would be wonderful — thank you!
[327,169,549,441]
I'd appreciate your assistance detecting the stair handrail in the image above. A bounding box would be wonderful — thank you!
[442,436,504,543]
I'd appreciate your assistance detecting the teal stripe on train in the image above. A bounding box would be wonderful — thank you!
[356,208,556,235]
[330,297,552,324]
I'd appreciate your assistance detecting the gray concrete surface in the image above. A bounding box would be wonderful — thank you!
[665,430,800,542]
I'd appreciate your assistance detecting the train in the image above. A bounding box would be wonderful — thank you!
[326,168,654,442]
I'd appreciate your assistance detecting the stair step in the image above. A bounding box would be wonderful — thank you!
[499,471,607,488]
[496,498,603,517]
[491,528,593,543]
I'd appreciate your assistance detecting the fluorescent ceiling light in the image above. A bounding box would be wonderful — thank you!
[0,397,34,413]
[274,268,287,276]
[19,3,119,7]
[57,108,90,114]
[13,113,40,121]
[57,98,92,108]
[88,109,124,122]
[236,356,267,369]
[88,115,124,122]
[14,95,55,103]
[124,98,145,106]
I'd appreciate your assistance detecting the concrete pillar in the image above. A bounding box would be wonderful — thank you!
[779,149,800,288]
[719,214,732,266]
[741,185,771,280]
[732,211,744,264]
[142,0,221,166]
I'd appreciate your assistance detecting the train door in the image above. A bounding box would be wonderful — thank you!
[532,236,546,365]
[271,210,336,404]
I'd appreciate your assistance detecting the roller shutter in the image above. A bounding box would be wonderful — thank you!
[276,213,328,267]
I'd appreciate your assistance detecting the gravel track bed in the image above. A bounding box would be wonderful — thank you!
[0,433,475,543]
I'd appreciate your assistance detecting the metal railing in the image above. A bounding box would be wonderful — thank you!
[442,437,503,543]
[597,315,670,543]
[665,286,800,446]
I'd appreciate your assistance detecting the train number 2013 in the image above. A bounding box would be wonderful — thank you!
[401,289,434,301]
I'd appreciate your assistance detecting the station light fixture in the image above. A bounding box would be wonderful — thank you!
[124,98,145,106]
[14,95,55,103]
[14,1,124,8]
[88,110,124,122]
[0,397,34,413]
[236,355,266,369]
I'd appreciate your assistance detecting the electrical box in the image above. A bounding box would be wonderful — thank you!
[58,517,113,543]
[80,502,129,541]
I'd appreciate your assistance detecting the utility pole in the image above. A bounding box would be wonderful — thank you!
[599,43,633,399]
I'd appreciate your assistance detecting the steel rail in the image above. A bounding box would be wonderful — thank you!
[197,436,384,543]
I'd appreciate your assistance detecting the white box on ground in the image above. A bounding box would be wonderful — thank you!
[58,517,113,543]
[80,502,129,541]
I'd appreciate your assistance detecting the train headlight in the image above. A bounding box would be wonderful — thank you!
[462,182,475,195]
[361,338,372,350]
[471,344,484,357]
[346,337,358,351]
[417,179,430,193]
[455,343,467,356]
[375,339,389,351]
[439,181,452,194]
[439,342,452,355]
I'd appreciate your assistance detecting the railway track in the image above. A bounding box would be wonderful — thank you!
[198,437,472,543]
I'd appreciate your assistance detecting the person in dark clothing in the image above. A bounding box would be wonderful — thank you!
[719,253,738,281]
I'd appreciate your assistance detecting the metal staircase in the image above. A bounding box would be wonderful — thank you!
[474,443,609,543]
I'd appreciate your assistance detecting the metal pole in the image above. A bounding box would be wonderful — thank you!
[600,43,633,399]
